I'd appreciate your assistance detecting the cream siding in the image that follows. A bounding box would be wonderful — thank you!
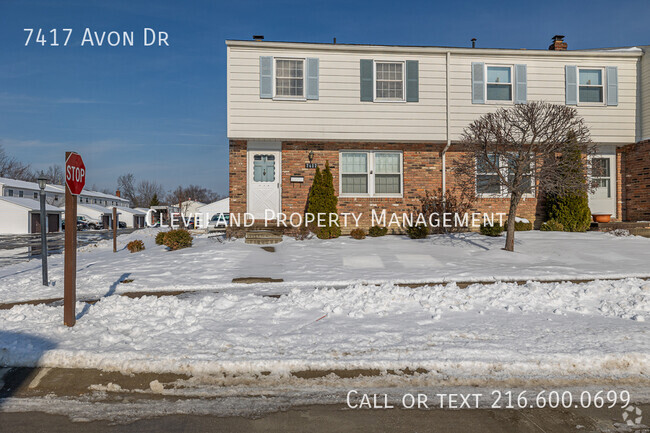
[227,42,641,145]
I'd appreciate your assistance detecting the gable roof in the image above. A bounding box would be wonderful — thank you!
[0,196,63,212]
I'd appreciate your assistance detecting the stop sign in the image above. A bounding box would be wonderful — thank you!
[65,153,86,195]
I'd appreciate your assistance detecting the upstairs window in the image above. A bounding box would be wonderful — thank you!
[18,190,24,197]
[486,66,512,101]
[578,68,603,103]
[275,59,304,98]
[7,189,13,197]
[375,62,404,101]
[34,192,38,199]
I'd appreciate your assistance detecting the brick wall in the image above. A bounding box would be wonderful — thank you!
[228,140,543,231]
[229,140,247,216]
[621,140,650,221]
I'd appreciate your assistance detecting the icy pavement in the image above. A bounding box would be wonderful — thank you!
[0,228,649,304]
[0,279,648,381]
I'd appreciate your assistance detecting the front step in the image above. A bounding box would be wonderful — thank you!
[245,230,283,245]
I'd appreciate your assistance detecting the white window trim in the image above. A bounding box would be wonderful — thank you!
[339,150,403,198]
[475,154,535,198]
[272,57,306,101]
[577,67,606,106]
[485,64,514,104]
[373,60,406,103]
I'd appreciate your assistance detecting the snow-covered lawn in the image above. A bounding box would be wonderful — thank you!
[0,228,649,304]
[0,279,648,380]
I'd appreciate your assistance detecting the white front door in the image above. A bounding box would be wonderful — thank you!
[588,152,616,217]
[248,146,281,220]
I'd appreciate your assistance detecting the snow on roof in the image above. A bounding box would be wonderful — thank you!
[0,196,63,212]
[48,184,126,201]
[116,206,147,215]
[76,203,118,214]
[198,198,229,214]
[0,177,61,193]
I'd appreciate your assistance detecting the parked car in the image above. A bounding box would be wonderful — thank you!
[207,213,229,232]
[62,216,89,231]
[118,221,127,229]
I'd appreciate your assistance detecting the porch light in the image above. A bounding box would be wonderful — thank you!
[308,151,314,162]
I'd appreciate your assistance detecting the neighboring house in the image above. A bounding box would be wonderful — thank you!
[0,197,63,234]
[75,204,120,229]
[198,198,229,220]
[49,185,130,208]
[227,36,650,227]
[179,200,206,218]
[115,206,147,228]
[0,177,64,207]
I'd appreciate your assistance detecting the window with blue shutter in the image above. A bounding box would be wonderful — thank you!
[565,65,577,105]
[472,62,485,104]
[514,64,527,104]
[259,56,272,99]
[306,58,319,100]
[606,66,618,106]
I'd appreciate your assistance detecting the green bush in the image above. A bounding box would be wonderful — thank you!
[368,226,388,237]
[350,228,366,239]
[126,240,145,253]
[546,193,591,232]
[405,224,428,239]
[544,133,592,232]
[540,219,565,231]
[306,162,341,239]
[155,231,166,245]
[480,223,504,237]
[163,229,193,250]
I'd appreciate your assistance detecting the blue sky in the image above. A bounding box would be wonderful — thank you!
[1,0,648,195]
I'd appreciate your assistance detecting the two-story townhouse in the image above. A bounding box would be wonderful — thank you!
[227,36,650,229]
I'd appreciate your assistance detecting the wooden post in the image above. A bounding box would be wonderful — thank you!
[64,152,77,327]
[113,207,117,253]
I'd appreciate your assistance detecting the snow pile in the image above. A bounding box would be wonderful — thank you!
[1,231,650,304]
[0,279,648,380]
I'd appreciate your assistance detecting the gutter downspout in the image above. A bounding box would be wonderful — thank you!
[442,51,451,198]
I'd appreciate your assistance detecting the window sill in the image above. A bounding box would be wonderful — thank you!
[486,99,514,105]
[372,99,407,103]
[272,97,307,102]
[340,194,404,199]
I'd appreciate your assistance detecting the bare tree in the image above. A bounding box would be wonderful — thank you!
[117,173,137,206]
[44,165,65,185]
[166,184,220,207]
[455,102,595,252]
[0,144,34,181]
[136,180,164,208]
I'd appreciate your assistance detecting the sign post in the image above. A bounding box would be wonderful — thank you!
[64,152,85,327]
[112,207,117,253]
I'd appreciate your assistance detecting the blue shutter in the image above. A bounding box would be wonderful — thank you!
[305,58,319,100]
[606,66,618,106]
[565,65,577,105]
[514,64,527,104]
[405,60,419,102]
[259,56,272,99]
[360,59,373,102]
[471,62,485,104]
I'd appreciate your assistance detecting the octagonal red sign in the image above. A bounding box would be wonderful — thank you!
[65,152,86,195]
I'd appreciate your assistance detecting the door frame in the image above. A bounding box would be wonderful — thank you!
[246,141,282,219]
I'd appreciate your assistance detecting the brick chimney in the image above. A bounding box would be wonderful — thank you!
[549,35,567,51]
[116,190,121,198]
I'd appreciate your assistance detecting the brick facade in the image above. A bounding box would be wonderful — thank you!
[228,140,247,216]
[621,140,650,221]
[229,140,545,230]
